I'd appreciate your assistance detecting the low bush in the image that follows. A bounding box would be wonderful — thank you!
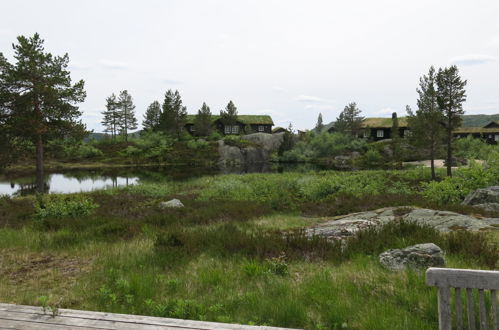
[34,194,98,220]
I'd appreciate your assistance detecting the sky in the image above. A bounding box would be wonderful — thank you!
[1,0,499,132]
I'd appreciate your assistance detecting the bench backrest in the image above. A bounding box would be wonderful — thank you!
[426,267,498,330]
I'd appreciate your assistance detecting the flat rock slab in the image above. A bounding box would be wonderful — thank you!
[379,243,445,270]
[0,303,296,330]
[306,207,499,241]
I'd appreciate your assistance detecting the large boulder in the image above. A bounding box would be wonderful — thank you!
[218,133,284,166]
[379,243,445,270]
[463,186,499,206]
[306,207,499,241]
[242,132,284,153]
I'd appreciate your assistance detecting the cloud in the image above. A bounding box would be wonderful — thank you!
[375,107,397,115]
[271,86,287,93]
[304,104,334,111]
[69,61,92,71]
[161,78,183,85]
[98,59,129,70]
[449,54,498,66]
[294,94,329,103]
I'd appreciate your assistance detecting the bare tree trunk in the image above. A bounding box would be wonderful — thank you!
[35,134,44,193]
[430,146,436,180]
[446,128,452,177]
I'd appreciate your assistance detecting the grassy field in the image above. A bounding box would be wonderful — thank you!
[0,168,498,329]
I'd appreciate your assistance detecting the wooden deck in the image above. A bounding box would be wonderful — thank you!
[0,303,296,330]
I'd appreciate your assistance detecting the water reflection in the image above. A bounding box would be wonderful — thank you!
[0,163,330,196]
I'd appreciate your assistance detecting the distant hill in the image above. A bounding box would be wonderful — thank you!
[321,113,499,132]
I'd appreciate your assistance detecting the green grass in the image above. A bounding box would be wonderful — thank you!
[0,167,498,329]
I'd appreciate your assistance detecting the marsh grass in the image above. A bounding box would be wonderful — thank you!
[0,166,498,329]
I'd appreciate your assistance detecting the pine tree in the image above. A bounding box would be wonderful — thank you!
[193,102,212,136]
[334,102,364,136]
[158,89,187,138]
[142,100,161,131]
[0,33,86,192]
[101,93,119,138]
[220,100,238,126]
[407,66,444,180]
[436,65,467,177]
[315,113,324,132]
[116,90,137,142]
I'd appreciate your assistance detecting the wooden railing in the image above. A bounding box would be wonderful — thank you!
[426,267,498,330]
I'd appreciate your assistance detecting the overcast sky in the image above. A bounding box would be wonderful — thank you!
[1,0,499,132]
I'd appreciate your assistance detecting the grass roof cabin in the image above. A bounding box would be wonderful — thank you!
[185,114,274,135]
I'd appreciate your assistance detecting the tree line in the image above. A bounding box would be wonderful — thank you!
[102,89,240,139]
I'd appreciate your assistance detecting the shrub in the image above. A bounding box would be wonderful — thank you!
[34,194,98,220]
[454,136,498,160]
[122,132,173,162]
[186,139,209,150]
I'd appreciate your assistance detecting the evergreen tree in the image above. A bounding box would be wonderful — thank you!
[334,102,364,136]
[158,89,187,138]
[315,113,324,132]
[0,33,86,192]
[220,100,238,125]
[407,66,444,180]
[193,102,212,136]
[436,65,467,177]
[116,90,137,142]
[142,100,161,131]
[101,93,119,138]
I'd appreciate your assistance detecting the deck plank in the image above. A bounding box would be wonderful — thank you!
[0,303,297,330]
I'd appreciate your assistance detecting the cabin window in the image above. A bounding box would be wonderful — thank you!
[190,126,195,132]
[224,126,231,134]
[376,129,384,138]
[495,134,499,141]
[258,125,264,132]
[363,130,369,138]
[231,125,239,134]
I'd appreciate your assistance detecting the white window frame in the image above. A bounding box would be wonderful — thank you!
[190,126,195,132]
[376,129,384,138]
[258,125,264,132]
[224,125,231,134]
[231,125,239,134]
[495,134,499,141]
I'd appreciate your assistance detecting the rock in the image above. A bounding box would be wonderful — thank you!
[242,132,284,153]
[379,243,445,270]
[463,186,499,205]
[217,133,284,166]
[159,199,184,208]
[473,203,499,213]
[306,207,499,241]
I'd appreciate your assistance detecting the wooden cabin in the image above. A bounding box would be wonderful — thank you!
[453,121,499,144]
[328,117,409,141]
[184,115,274,135]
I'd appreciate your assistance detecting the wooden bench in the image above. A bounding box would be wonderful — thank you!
[0,303,297,329]
[426,267,498,330]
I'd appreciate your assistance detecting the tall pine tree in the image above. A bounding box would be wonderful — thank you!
[101,93,119,138]
[334,102,364,136]
[0,33,86,192]
[220,100,238,126]
[158,89,187,138]
[315,113,324,132]
[436,65,467,177]
[407,66,444,180]
[193,102,212,136]
[142,100,161,131]
[116,90,137,142]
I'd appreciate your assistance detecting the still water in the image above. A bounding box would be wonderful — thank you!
[0,163,324,196]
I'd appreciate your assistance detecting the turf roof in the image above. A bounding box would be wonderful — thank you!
[361,117,409,128]
[185,114,274,125]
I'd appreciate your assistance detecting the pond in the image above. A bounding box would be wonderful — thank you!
[0,163,328,196]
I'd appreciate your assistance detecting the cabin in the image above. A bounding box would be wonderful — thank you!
[453,121,499,144]
[328,117,409,141]
[272,127,288,134]
[184,115,274,135]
